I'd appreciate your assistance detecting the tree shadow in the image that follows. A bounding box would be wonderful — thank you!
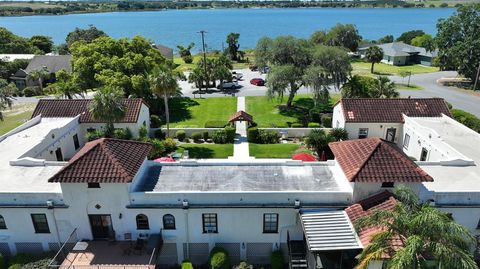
[182,146,215,158]
[169,97,199,124]
[277,97,316,125]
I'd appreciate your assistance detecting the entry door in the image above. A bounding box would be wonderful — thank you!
[89,215,113,239]
[385,128,396,142]
[420,148,428,161]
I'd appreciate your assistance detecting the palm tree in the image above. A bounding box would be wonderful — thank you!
[88,86,126,137]
[371,76,399,98]
[0,79,15,121]
[355,186,477,269]
[305,129,334,158]
[365,46,384,73]
[149,67,179,137]
[28,68,49,94]
[47,69,81,99]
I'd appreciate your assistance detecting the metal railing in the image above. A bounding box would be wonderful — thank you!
[49,228,79,268]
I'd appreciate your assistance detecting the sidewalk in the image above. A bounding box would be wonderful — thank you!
[231,97,253,160]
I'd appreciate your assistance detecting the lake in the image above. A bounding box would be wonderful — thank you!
[0,8,454,52]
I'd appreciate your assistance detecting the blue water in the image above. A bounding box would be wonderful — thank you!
[0,8,454,51]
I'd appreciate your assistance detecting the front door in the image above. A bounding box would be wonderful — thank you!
[89,215,113,239]
[386,128,396,142]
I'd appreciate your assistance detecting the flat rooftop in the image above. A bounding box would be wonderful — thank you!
[136,162,349,193]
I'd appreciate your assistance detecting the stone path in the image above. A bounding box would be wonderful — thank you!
[231,97,253,160]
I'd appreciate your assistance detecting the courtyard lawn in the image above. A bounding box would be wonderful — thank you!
[246,94,340,128]
[0,104,35,135]
[178,144,233,158]
[352,61,439,77]
[169,97,237,128]
[249,143,312,159]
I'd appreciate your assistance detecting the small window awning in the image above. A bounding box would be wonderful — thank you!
[300,211,363,252]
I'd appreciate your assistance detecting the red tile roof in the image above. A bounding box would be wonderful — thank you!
[338,98,452,123]
[48,138,152,183]
[229,110,253,123]
[329,138,433,183]
[32,98,146,123]
[345,191,397,247]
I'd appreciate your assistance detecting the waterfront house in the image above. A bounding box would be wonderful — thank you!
[358,42,438,66]
[153,44,174,60]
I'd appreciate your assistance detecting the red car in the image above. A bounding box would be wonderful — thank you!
[250,78,265,86]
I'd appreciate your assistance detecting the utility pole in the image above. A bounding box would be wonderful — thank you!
[474,63,480,91]
[198,30,208,95]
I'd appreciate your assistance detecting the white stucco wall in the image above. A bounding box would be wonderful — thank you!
[343,122,403,146]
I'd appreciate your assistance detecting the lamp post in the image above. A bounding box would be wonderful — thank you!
[198,30,208,94]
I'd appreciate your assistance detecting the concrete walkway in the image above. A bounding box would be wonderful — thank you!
[231,97,253,160]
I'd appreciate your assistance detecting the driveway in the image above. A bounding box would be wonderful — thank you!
[391,71,480,117]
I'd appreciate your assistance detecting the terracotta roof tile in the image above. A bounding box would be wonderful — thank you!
[48,138,152,183]
[339,98,452,123]
[229,110,253,123]
[32,98,145,123]
[329,138,433,183]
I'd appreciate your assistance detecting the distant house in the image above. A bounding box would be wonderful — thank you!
[358,42,437,66]
[153,44,174,60]
[10,55,72,90]
[0,54,35,62]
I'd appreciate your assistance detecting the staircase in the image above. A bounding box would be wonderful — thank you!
[287,232,308,269]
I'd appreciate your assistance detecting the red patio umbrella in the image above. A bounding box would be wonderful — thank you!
[292,153,317,162]
[154,157,176,163]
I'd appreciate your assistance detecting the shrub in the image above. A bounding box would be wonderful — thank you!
[154,129,165,139]
[309,108,322,123]
[176,130,186,142]
[271,250,284,269]
[192,132,203,143]
[182,260,193,269]
[85,130,104,141]
[202,131,210,141]
[212,130,228,144]
[291,123,303,128]
[22,86,41,97]
[209,247,230,269]
[139,125,148,139]
[205,121,228,128]
[224,126,236,143]
[439,2,448,7]
[183,55,193,64]
[247,127,259,143]
[233,261,253,269]
[162,138,178,153]
[329,128,349,141]
[452,109,480,133]
[113,128,132,140]
[321,115,332,128]
[308,122,321,128]
[148,138,165,159]
[150,115,161,128]
[259,130,280,144]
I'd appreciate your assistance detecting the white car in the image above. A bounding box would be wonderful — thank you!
[232,71,243,80]
[217,80,239,89]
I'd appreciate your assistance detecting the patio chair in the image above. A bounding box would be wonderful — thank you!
[133,238,145,255]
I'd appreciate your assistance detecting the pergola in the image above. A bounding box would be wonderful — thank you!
[228,110,253,124]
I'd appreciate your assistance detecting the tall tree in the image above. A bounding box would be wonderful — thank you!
[176,42,195,63]
[411,34,435,52]
[310,30,327,45]
[226,32,240,61]
[436,4,480,88]
[365,46,384,73]
[325,23,362,52]
[29,35,53,54]
[0,27,40,54]
[396,30,425,45]
[149,67,179,137]
[305,129,334,159]
[28,68,49,94]
[341,75,376,98]
[46,69,81,99]
[66,25,107,48]
[88,86,126,136]
[355,186,477,269]
[371,76,399,98]
[0,79,15,121]
[378,35,394,44]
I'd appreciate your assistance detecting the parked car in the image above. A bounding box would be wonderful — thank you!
[249,65,258,71]
[217,80,239,89]
[232,71,243,80]
[259,66,270,74]
[250,78,265,86]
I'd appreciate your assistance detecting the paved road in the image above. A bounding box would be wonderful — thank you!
[391,71,480,117]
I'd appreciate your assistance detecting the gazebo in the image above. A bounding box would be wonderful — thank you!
[228,110,253,124]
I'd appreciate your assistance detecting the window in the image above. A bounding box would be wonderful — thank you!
[136,214,149,230]
[31,214,50,233]
[55,148,63,161]
[73,134,80,150]
[420,148,428,161]
[358,128,368,139]
[163,214,176,230]
[403,134,410,149]
[385,128,396,142]
[88,183,101,188]
[263,213,279,233]
[202,213,217,233]
[0,215,6,229]
[381,182,394,188]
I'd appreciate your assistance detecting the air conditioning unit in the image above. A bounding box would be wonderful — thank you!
[46,200,54,209]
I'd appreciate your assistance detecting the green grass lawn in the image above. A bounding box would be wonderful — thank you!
[352,61,439,77]
[0,108,34,136]
[246,94,340,128]
[395,83,423,91]
[249,143,312,158]
[169,97,237,128]
[178,144,233,158]
[174,52,253,72]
